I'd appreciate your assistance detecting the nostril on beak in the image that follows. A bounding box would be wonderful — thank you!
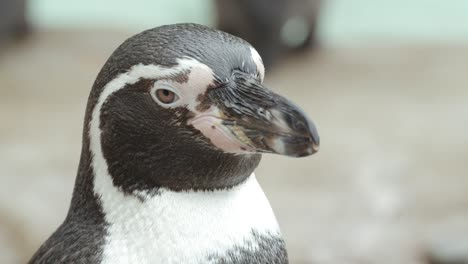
[294,120,308,133]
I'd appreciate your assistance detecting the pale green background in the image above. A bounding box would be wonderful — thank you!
[28,0,468,44]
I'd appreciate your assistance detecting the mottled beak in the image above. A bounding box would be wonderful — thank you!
[191,71,319,157]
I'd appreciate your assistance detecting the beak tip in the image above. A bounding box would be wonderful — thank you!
[312,142,320,153]
[304,119,319,155]
[303,142,319,157]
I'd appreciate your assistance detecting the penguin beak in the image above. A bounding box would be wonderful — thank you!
[191,73,319,157]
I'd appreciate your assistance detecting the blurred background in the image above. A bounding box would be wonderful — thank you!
[1,0,468,263]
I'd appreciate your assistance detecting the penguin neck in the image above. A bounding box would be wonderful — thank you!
[92,167,282,263]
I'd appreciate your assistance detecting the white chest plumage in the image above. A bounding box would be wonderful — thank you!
[96,174,280,264]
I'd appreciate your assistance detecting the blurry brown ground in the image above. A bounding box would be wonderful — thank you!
[1,30,467,264]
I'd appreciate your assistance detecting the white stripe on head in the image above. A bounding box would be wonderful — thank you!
[88,58,281,263]
[90,58,215,197]
[250,47,265,82]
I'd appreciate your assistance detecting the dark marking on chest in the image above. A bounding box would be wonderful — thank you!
[208,231,288,264]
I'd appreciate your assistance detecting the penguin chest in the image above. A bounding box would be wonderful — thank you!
[98,175,287,264]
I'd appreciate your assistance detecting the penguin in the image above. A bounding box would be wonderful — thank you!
[29,23,319,264]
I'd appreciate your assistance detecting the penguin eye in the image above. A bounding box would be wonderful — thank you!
[155,89,179,104]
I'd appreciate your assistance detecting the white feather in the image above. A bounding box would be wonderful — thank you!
[250,47,265,81]
[97,174,280,264]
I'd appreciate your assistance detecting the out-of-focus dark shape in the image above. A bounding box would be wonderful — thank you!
[215,0,321,68]
[426,229,468,264]
[0,0,29,45]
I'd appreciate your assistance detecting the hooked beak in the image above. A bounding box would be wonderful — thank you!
[190,73,319,157]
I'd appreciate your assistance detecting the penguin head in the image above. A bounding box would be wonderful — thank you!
[87,23,319,193]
